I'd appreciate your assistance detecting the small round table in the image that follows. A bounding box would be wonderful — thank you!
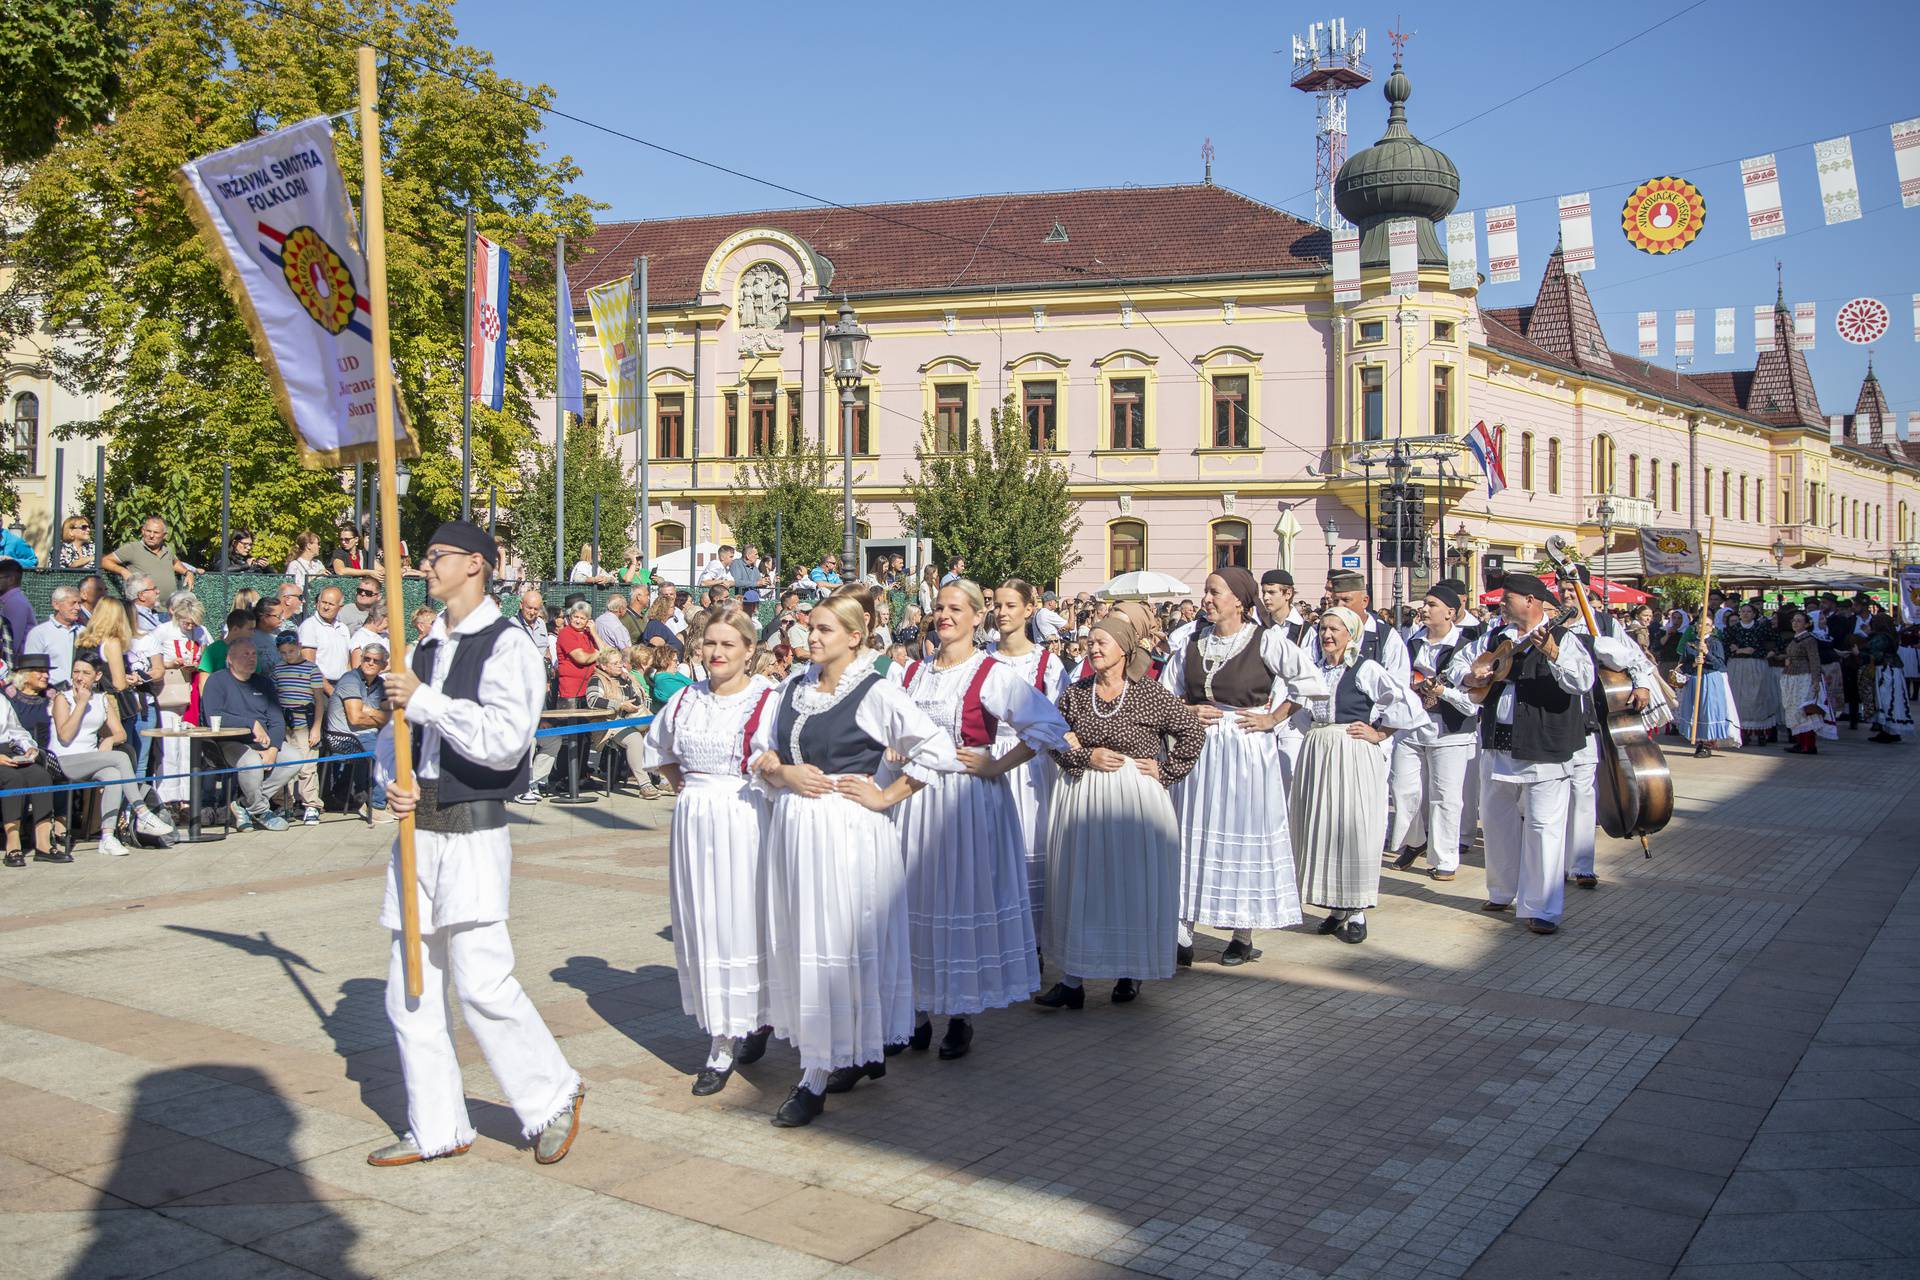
[538,707,613,803]
[149,725,253,841]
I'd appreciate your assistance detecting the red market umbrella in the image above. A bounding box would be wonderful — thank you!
[1478,573,1651,607]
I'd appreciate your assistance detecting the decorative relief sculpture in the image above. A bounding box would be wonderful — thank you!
[737,262,790,355]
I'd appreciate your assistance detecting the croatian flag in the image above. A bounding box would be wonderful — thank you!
[469,233,510,411]
[1466,419,1506,497]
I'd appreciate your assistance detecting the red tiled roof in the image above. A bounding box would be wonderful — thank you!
[1516,246,1613,374]
[1852,367,1891,444]
[1743,304,1825,429]
[569,184,1329,303]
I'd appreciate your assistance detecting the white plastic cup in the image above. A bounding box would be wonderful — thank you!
[209,715,224,730]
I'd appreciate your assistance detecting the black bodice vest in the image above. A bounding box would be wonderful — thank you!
[774,672,887,775]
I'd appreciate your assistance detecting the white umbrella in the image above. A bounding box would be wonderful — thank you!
[650,541,720,588]
[1096,570,1191,600]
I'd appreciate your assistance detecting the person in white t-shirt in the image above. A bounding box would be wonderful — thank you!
[348,604,390,667]
[569,542,612,585]
[298,586,354,681]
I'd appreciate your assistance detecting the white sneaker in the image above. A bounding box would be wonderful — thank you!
[302,807,321,825]
[98,831,130,857]
[133,808,174,839]
[512,790,544,806]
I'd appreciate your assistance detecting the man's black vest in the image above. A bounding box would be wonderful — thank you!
[1410,634,1469,735]
[1478,624,1586,763]
[410,616,531,803]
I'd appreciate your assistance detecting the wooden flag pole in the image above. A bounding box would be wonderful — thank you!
[358,46,423,1000]
[1688,517,1718,746]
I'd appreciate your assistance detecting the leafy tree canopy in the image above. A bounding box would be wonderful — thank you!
[508,416,638,582]
[726,438,862,580]
[0,1,127,166]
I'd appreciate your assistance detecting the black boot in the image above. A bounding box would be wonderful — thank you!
[907,1018,933,1052]
[1033,982,1084,1010]
[938,1017,973,1060]
[1111,978,1141,1004]
[1175,942,1194,967]
[823,1061,885,1094]
[771,1083,825,1128]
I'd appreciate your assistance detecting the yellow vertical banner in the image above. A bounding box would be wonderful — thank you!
[585,278,634,432]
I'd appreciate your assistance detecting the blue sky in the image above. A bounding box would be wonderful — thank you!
[455,0,1919,432]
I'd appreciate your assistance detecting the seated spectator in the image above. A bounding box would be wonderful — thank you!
[217,530,274,574]
[284,531,326,589]
[76,574,107,623]
[645,640,690,707]
[25,586,85,687]
[49,648,139,857]
[0,654,56,865]
[324,642,390,819]
[584,649,653,796]
[57,516,95,570]
[250,599,284,673]
[200,609,255,676]
[555,601,598,706]
[199,640,301,831]
[102,515,193,596]
[348,604,388,666]
[330,524,378,579]
[277,581,306,627]
[135,590,209,819]
[569,541,613,585]
[298,585,352,681]
[124,573,165,633]
[272,630,328,825]
[410,605,438,645]
[594,595,633,652]
[339,580,379,629]
[809,553,843,587]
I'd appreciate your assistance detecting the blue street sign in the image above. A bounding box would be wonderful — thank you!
[1340,554,1361,569]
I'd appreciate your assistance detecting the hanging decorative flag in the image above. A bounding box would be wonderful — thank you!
[174,115,414,467]
[1485,205,1520,283]
[1913,293,1919,342]
[1466,420,1506,497]
[1715,307,1736,354]
[1895,118,1920,209]
[1835,297,1890,345]
[1620,176,1706,254]
[1675,309,1696,358]
[468,233,510,412]
[1640,527,1704,576]
[1558,193,1595,273]
[1387,217,1418,296]
[1740,153,1786,239]
[1445,212,1478,290]
[585,277,636,432]
[1637,311,1659,357]
[1332,227,1361,303]
[1794,301,1816,349]
[557,254,583,419]
[1755,305,1776,352]
[1814,135,1862,225]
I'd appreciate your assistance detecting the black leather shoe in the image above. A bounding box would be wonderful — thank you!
[1219,938,1262,966]
[1572,874,1599,889]
[1391,845,1422,870]
[1111,979,1140,1004]
[771,1084,825,1127]
[691,1064,733,1096]
[1527,918,1560,936]
[938,1018,973,1060]
[1317,915,1344,935]
[1176,943,1194,967]
[1033,982,1084,1010]
[32,849,72,864]
[1693,746,1712,758]
[823,1061,885,1094]
[1338,919,1368,945]
[3,851,24,868]
[908,1019,933,1052]
[884,1042,906,1057]
[734,1026,772,1066]
[1482,901,1512,913]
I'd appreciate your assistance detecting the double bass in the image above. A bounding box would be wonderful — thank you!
[1545,538,1672,849]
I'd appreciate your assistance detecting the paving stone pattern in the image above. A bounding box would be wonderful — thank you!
[0,731,1914,1279]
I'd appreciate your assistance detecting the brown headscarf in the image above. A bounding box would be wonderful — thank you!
[1112,600,1157,646]
[1211,567,1261,620]
[1092,615,1152,681]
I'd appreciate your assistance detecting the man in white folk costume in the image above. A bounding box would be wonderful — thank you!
[368,521,585,1167]
[1386,583,1479,882]
[1447,573,1594,937]
[1257,570,1316,787]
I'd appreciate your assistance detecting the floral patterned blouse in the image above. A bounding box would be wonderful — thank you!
[1051,677,1205,789]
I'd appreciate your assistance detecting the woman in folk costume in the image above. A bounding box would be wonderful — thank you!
[1674,620,1741,758]
[987,579,1070,943]
[1034,614,1206,1009]
[1159,567,1325,966]
[641,606,780,1097]
[895,580,1070,1058]
[753,594,957,1128]
[1778,608,1838,754]
[1293,607,1425,945]
[1865,614,1914,744]
[1386,585,1480,882]
[1722,602,1781,745]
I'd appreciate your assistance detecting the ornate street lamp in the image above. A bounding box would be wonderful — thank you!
[824,300,870,575]
[1771,537,1787,604]
[1323,515,1339,565]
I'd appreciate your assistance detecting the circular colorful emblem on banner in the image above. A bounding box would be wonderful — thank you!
[1621,177,1706,254]
[279,225,359,335]
[1652,533,1692,556]
[1835,297,1890,345]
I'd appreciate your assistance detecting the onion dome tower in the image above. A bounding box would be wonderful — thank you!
[1333,55,1460,269]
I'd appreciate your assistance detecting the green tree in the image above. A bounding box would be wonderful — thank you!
[0,1,127,166]
[508,417,639,582]
[901,394,1081,588]
[0,0,599,562]
[1643,573,1704,614]
[727,438,860,579]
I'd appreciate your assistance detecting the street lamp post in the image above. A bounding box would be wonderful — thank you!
[1323,516,1339,584]
[1384,443,1412,616]
[1771,538,1786,607]
[824,300,870,575]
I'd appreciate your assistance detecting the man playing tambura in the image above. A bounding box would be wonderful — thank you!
[368,520,585,1167]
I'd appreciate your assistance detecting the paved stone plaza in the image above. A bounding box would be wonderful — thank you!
[1,734,1916,1280]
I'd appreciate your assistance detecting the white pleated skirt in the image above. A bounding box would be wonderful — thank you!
[763,788,914,1071]
[996,742,1056,945]
[1171,713,1302,929]
[1292,724,1389,911]
[1727,657,1781,729]
[896,771,1040,1016]
[1778,672,1837,740]
[1677,672,1742,746]
[668,772,770,1039]
[1045,761,1179,981]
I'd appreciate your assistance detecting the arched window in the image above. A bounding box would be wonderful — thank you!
[1738,475,1748,522]
[1109,519,1147,575]
[1519,431,1535,490]
[9,392,38,476]
[1628,454,1640,498]
[1592,434,1615,495]
[652,520,686,558]
[1210,519,1249,570]
[1649,457,1661,507]
[1546,438,1561,495]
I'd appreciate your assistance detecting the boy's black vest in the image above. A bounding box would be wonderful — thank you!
[1478,624,1585,763]
[1410,633,1470,735]
[410,616,531,803]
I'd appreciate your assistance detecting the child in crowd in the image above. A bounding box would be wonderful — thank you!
[271,631,328,824]
[645,641,690,707]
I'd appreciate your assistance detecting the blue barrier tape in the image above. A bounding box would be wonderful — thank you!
[0,714,654,799]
